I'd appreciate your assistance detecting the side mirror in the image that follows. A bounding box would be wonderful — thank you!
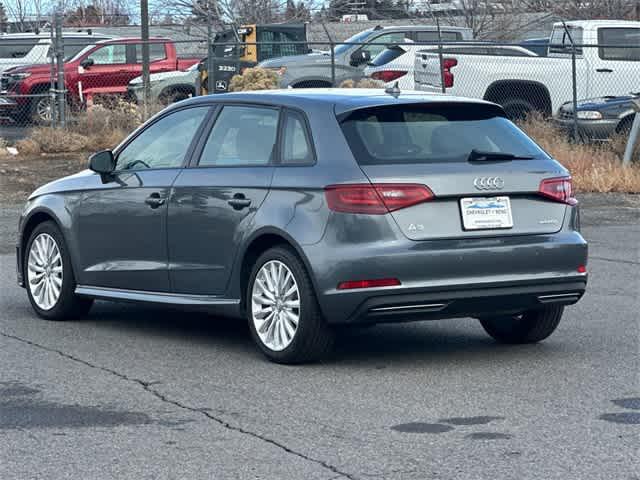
[89,150,115,174]
[80,58,94,69]
[350,50,371,66]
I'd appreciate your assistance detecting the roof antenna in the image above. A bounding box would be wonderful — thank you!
[385,81,401,98]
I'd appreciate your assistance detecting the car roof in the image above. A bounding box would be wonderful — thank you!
[376,25,472,32]
[553,20,640,29]
[0,31,110,38]
[179,88,497,115]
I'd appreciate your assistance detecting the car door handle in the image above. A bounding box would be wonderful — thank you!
[596,68,613,73]
[145,193,165,208]
[228,194,251,210]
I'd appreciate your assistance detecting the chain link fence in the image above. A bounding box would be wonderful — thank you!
[1,19,639,153]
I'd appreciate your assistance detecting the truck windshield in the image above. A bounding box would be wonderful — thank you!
[334,30,374,56]
[340,104,548,165]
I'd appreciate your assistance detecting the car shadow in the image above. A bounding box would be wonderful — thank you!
[82,301,560,367]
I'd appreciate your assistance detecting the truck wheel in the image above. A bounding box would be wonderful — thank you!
[159,89,191,105]
[479,306,564,344]
[500,97,536,121]
[30,95,55,124]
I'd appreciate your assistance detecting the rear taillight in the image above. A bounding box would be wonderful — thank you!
[538,177,577,205]
[325,184,434,214]
[442,58,457,89]
[371,70,407,83]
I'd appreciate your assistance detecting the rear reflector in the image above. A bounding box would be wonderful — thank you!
[577,265,586,273]
[337,278,401,290]
[325,184,434,214]
[371,70,407,83]
[538,177,577,205]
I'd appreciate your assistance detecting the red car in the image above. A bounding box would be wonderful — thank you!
[0,37,200,123]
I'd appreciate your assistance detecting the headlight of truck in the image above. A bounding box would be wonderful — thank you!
[576,111,603,120]
[9,72,31,81]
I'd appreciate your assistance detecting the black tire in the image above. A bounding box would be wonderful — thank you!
[159,89,191,105]
[246,246,334,364]
[30,94,53,124]
[24,221,93,321]
[479,306,564,344]
[500,97,537,121]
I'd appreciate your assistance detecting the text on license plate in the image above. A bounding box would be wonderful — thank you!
[460,196,513,230]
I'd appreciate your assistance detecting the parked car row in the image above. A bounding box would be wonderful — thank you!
[2,19,638,140]
[0,36,199,123]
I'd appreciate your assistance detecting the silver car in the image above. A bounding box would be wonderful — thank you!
[17,89,588,363]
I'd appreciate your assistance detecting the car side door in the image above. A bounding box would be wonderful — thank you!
[167,104,279,295]
[75,105,210,292]
[77,43,133,97]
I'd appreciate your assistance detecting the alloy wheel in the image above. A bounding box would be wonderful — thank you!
[251,260,300,351]
[27,233,63,310]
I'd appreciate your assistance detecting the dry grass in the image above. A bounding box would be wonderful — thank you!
[518,114,640,193]
[16,98,153,155]
[339,78,385,88]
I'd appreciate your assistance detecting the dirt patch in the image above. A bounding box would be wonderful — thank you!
[0,154,85,204]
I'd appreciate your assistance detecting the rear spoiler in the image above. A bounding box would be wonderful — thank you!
[335,99,507,120]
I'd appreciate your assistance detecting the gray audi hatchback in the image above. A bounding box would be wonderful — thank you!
[17,89,588,363]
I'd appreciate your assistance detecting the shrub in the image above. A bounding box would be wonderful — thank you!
[229,67,280,92]
[25,127,87,153]
[339,78,385,88]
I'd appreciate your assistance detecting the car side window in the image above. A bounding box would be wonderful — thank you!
[87,44,127,65]
[415,31,461,42]
[281,110,314,165]
[115,107,209,171]
[135,43,167,62]
[598,28,640,61]
[198,106,279,167]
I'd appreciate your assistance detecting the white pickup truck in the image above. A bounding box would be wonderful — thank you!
[414,20,640,119]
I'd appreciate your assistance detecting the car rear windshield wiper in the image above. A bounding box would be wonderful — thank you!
[467,149,534,162]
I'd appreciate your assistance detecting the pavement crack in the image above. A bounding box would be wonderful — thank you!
[590,256,640,266]
[0,330,357,480]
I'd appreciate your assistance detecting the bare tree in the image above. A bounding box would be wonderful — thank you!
[552,0,635,19]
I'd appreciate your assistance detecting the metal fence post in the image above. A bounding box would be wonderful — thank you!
[49,13,57,128]
[54,11,65,128]
[622,100,640,166]
[435,16,446,94]
[141,0,151,120]
[562,21,579,142]
[206,7,214,95]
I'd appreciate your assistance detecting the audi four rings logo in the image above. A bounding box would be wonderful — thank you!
[474,177,505,190]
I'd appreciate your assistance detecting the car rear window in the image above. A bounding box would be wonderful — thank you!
[370,46,406,67]
[339,104,548,165]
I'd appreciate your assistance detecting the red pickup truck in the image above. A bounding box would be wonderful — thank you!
[0,37,200,123]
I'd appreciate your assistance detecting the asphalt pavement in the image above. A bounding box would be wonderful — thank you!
[1,194,638,479]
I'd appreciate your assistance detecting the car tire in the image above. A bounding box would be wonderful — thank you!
[24,221,93,321]
[246,246,334,364]
[500,97,537,121]
[479,306,564,344]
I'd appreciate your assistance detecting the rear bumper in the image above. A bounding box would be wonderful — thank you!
[308,226,588,324]
[340,277,586,324]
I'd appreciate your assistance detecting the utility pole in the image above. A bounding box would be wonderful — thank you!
[141,0,150,118]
